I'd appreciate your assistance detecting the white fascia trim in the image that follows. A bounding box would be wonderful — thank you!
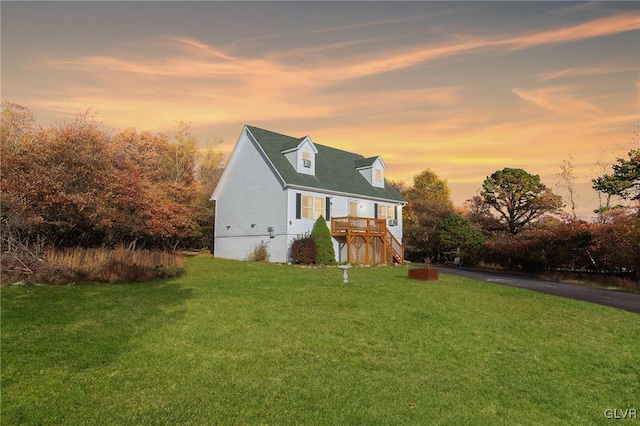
[355,156,385,171]
[280,137,318,154]
[301,137,319,153]
[285,184,406,205]
[377,157,387,170]
[210,143,236,201]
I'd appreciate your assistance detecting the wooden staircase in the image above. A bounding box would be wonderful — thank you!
[331,217,404,265]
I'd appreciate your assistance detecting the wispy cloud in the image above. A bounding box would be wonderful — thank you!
[268,37,393,61]
[511,86,603,115]
[331,13,640,79]
[42,11,640,89]
[228,10,463,50]
[540,66,638,81]
[506,13,640,50]
[546,1,605,16]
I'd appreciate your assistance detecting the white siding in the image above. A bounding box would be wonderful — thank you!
[372,164,385,188]
[213,128,289,262]
[285,189,332,260]
[285,190,403,261]
[358,168,373,185]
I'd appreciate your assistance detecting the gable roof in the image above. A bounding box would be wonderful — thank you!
[355,156,383,169]
[246,125,405,203]
[280,137,312,153]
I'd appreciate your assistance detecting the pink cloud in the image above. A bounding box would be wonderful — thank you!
[507,13,640,50]
[511,86,603,115]
[540,66,638,81]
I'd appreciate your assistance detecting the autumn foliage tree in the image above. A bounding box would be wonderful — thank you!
[402,169,454,262]
[192,139,225,250]
[2,109,111,247]
[1,102,223,251]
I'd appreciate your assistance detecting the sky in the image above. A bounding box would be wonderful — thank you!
[2,1,639,218]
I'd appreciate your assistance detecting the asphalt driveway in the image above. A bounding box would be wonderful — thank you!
[435,266,640,314]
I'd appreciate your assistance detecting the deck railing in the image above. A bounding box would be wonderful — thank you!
[386,229,404,264]
[331,216,404,264]
[331,216,386,235]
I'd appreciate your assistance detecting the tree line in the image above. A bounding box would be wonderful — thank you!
[1,101,224,252]
[399,145,639,283]
[2,101,638,284]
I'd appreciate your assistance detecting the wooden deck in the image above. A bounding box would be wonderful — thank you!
[331,217,404,265]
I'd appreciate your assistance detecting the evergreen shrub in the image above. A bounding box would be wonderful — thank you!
[311,216,335,265]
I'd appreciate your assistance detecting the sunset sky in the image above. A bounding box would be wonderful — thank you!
[3,1,639,217]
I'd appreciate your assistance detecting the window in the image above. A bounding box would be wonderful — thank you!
[314,197,324,219]
[301,195,313,219]
[377,204,395,220]
[302,195,325,220]
[302,152,312,168]
[374,169,383,183]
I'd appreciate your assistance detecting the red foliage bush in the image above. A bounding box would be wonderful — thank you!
[289,235,318,264]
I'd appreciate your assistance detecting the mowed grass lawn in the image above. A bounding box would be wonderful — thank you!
[2,257,639,425]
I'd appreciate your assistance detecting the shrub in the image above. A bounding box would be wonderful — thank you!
[289,234,318,264]
[439,213,486,266]
[311,216,335,265]
[248,241,270,262]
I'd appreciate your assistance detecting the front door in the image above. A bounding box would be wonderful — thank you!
[349,201,358,217]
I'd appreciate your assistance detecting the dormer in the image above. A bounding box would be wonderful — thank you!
[281,136,318,176]
[355,156,386,188]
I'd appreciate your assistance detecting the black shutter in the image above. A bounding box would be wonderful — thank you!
[296,193,301,219]
[394,205,398,220]
[325,197,331,220]
[374,203,378,219]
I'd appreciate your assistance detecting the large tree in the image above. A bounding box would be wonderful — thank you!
[592,149,640,202]
[480,168,563,234]
[402,169,454,262]
[463,195,504,236]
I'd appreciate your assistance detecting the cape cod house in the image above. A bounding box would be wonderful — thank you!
[211,126,406,264]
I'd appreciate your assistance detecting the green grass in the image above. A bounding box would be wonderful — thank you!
[2,257,639,425]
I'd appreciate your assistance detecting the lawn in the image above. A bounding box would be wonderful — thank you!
[2,256,639,425]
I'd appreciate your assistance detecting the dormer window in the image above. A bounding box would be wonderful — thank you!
[356,156,386,188]
[281,136,317,176]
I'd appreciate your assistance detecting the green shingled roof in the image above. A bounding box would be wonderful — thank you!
[280,137,308,152]
[354,156,380,169]
[246,126,405,203]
